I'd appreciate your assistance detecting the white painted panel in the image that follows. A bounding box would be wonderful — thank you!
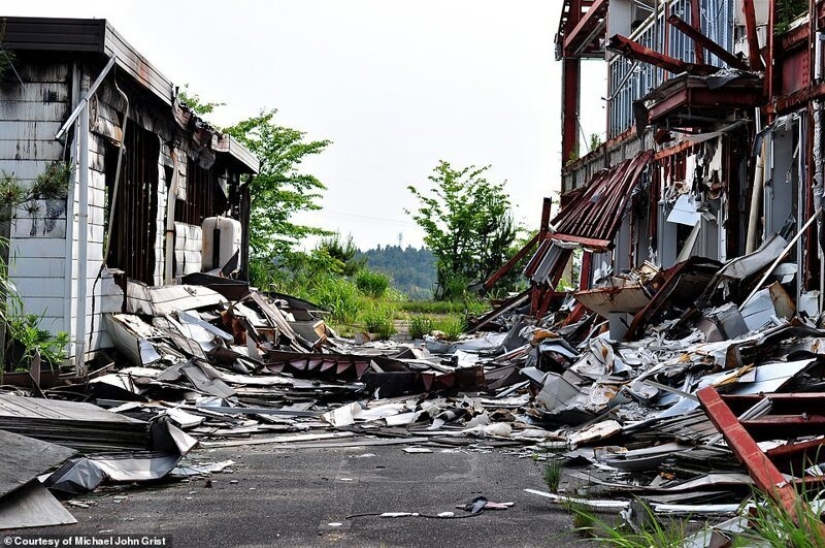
[14,277,68,298]
[8,257,66,278]
[19,297,65,318]
[0,160,57,181]
[11,218,67,240]
[11,238,66,259]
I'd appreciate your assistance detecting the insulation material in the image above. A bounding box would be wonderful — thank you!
[175,222,203,277]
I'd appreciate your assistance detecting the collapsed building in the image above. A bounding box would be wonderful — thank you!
[516,0,824,326]
[3,9,825,544]
[0,16,258,369]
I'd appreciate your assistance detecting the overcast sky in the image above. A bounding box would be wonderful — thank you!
[5,1,606,250]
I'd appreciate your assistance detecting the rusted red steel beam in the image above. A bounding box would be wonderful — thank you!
[697,386,824,529]
[608,34,719,75]
[741,0,765,70]
[563,0,609,56]
[689,0,704,65]
[483,232,539,290]
[770,82,825,114]
[666,15,749,70]
[551,233,612,251]
[562,58,581,166]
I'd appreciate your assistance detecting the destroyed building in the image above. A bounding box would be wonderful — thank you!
[488,0,823,330]
[0,17,258,368]
[5,7,825,544]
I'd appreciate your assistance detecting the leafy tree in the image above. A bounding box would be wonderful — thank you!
[317,233,365,276]
[223,110,332,267]
[407,161,519,300]
[177,90,332,284]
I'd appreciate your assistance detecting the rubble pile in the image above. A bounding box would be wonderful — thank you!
[1,243,825,545]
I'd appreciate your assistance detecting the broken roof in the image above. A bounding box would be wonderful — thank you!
[1,16,259,174]
[549,150,652,251]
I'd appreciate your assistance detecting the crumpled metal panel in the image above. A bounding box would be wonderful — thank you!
[550,150,653,249]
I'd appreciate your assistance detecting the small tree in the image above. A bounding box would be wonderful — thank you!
[407,161,518,300]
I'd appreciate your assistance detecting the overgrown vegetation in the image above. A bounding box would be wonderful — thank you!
[407,161,520,300]
[775,0,808,34]
[408,316,433,339]
[0,166,72,373]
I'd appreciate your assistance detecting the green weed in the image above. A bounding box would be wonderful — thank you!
[355,269,390,298]
[408,316,433,339]
[543,459,562,493]
[434,316,465,341]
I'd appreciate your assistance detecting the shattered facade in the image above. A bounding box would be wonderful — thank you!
[0,17,258,364]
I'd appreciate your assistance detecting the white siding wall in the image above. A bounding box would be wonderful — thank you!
[0,65,71,337]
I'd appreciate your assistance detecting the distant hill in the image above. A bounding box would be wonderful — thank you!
[357,245,436,300]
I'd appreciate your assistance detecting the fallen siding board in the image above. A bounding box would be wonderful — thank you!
[0,393,150,452]
[0,481,77,529]
[0,429,76,499]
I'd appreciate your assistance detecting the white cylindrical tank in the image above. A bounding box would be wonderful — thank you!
[202,217,242,271]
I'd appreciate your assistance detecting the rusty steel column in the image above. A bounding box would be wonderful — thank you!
[561,58,581,166]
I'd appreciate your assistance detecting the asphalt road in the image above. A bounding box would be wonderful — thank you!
[8,444,599,548]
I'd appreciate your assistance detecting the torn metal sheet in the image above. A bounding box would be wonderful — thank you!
[574,284,651,318]
[524,488,630,510]
[172,459,235,477]
[666,194,701,226]
[717,233,789,280]
[126,282,227,316]
[104,313,165,366]
[568,420,622,448]
[740,282,795,331]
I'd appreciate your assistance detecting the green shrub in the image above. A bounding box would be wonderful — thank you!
[408,316,433,339]
[355,269,390,298]
[434,316,465,341]
[308,275,362,325]
[361,307,396,340]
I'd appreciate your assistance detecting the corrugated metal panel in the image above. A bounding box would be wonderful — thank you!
[552,150,653,248]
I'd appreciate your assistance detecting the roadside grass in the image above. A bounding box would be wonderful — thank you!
[293,269,487,340]
[565,501,687,546]
[408,316,434,339]
[563,490,825,547]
